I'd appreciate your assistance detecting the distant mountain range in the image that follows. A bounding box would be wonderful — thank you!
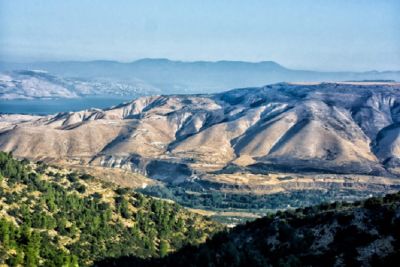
[1,59,399,99]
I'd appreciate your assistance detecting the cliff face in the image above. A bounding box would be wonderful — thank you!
[1,82,400,185]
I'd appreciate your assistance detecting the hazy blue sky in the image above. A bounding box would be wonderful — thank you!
[1,0,399,71]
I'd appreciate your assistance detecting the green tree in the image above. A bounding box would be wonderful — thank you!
[0,219,10,248]
[25,231,41,267]
[159,240,169,257]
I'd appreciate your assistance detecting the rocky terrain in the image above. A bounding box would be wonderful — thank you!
[0,82,400,196]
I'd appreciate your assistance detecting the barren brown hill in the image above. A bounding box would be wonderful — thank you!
[1,82,400,190]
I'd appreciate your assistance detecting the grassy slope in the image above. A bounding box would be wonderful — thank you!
[0,152,223,266]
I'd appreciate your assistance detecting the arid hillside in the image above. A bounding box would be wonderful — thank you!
[1,82,400,191]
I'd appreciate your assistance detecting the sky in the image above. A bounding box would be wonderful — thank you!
[0,0,399,71]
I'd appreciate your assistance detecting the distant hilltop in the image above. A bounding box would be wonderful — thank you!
[345,79,397,83]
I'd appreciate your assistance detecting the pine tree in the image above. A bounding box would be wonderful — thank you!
[0,219,10,248]
[159,240,169,257]
[25,231,41,267]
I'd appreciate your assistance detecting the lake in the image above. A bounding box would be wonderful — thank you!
[0,97,134,115]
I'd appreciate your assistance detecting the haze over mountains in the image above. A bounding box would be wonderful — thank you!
[0,69,160,100]
[1,82,400,191]
[1,59,399,99]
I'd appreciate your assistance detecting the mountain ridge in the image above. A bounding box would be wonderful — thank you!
[1,82,399,184]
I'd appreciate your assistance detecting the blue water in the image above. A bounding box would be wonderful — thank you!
[0,97,134,115]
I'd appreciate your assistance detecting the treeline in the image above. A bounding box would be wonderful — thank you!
[0,152,222,266]
[97,191,400,267]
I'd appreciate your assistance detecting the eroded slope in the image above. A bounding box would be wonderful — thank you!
[1,82,400,185]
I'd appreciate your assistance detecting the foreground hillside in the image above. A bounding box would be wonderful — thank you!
[98,191,400,267]
[0,152,222,266]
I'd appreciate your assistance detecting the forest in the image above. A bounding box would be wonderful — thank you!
[140,181,381,214]
[2,151,400,267]
[99,191,400,266]
[0,152,222,266]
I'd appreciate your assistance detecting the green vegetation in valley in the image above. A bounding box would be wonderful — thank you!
[0,152,223,266]
[98,191,400,267]
[139,181,381,217]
